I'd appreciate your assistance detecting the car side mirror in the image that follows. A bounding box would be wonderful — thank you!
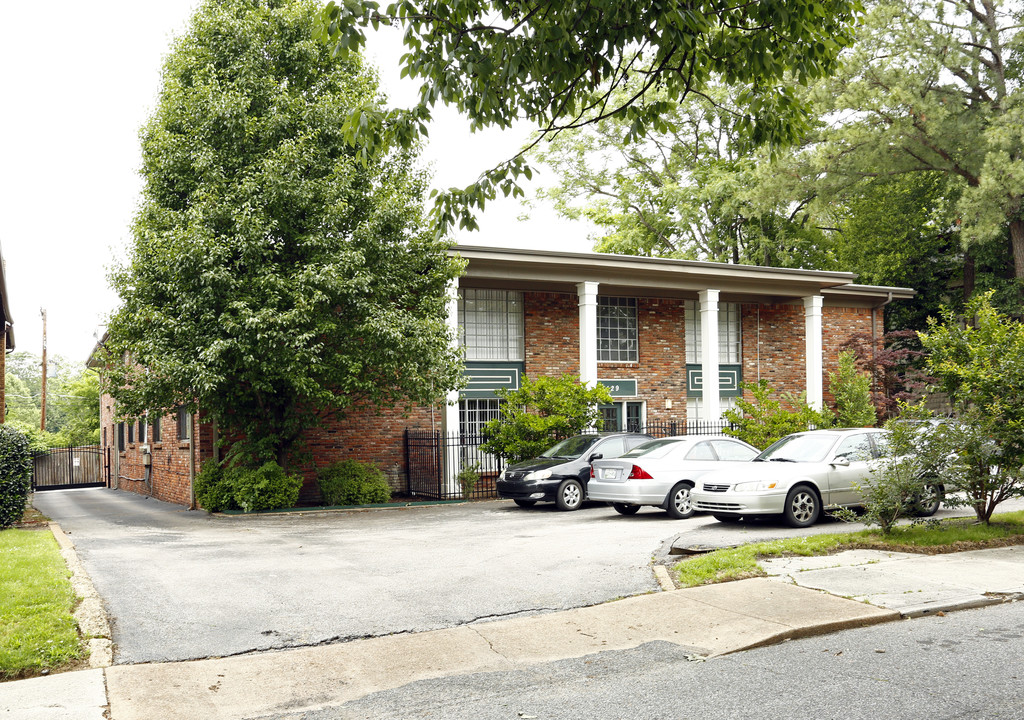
[831,456,851,467]
[588,453,603,462]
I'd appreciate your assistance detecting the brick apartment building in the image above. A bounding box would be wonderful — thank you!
[96,245,913,508]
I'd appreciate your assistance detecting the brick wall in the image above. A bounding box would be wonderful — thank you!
[99,395,203,507]
[524,291,578,378]
[96,295,880,508]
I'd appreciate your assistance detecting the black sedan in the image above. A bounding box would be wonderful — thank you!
[496,432,653,511]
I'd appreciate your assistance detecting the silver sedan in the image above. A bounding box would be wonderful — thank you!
[691,428,893,528]
[588,435,759,519]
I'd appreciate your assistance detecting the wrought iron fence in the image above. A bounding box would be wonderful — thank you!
[404,422,733,500]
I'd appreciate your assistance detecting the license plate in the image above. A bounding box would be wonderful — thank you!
[601,468,617,480]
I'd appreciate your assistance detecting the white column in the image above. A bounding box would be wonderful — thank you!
[443,278,461,496]
[804,295,824,411]
[699,289,721,422]
[577,281,599,387]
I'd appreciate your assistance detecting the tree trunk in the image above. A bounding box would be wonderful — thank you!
[1011,218,1024,280]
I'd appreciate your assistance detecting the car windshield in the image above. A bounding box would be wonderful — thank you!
[540,435,601,459]
[620,438,685,459]
[756,434,838,463]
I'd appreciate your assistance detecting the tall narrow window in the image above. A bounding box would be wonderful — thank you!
[177,407,191,441]
[685,300,741,364]
[459,289,524,361]
[127,422,135,444]
[117,423,125,452]
[597,297,638,362]
[152,415,162,443]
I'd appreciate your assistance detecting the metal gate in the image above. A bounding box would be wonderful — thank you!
[32,445,106,491]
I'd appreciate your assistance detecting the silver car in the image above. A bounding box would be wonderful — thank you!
[588,435,759,519]
[691,428,894,528]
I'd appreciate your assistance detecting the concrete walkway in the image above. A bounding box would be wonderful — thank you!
[2,539,1022,720]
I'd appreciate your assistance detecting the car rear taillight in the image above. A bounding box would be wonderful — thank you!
[627,465,653,480]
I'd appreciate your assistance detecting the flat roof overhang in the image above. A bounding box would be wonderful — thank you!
[453,246,915,305]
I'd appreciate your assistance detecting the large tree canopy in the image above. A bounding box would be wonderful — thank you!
[808,0,1024,281]
[316,0,864,233]
[533,82,838,269]
[105,0,463,466]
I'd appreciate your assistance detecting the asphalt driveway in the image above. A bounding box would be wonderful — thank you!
[36,489,1018,665]
[34,489,685,664]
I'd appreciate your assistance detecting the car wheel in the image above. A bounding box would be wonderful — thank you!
[913,483,943,517]
[665,483,695,519]
[612,503,640,516]
[513,499,538,509]
[713,514,742,523]
[555,479,584,511]
[783,486,820,528]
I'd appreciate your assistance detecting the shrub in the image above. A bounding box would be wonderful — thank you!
[318,460,392,506]
[193,461,238,513]
[723,380,835,450]
[829,350,877,427]
[457,463,480,498]
[0,425,33,529]
[834,404,936,534]
[480,374,614,463]
[229,462,303,513]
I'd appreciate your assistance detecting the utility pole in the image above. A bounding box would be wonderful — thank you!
[40,308,46,433]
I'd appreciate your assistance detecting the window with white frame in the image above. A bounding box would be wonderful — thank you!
[684,300,741,364]
[459,289,524,361]
[459,398,502,438]
[687,396,739,426]
[597,297,638,362]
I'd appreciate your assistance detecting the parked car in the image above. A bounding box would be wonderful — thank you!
[496,432,653,511]
[588,435,759,519]
[691,428,937,528]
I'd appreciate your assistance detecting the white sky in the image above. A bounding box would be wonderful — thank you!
[0,1,593,368]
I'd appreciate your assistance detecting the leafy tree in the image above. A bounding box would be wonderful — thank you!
[534,83,838,268]
[839,330,931,420]
[316,0,863,233]
[829,351,877,427]
[918,292,1024,522]
[807,0,1024,285]
[723,380,835,450]
[103,0,463,469]
[4,352,100,446]
[481,375,613,463]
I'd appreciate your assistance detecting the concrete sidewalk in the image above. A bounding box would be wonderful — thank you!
[2,546,1022,720]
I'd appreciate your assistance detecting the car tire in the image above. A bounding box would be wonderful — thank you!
[913,483,944,517]
[713,514,742,523]
[783,485,820,528]
[513,499,538,509]
[665,483,695,519]
[612,503,640,516]
[555,479,584,511]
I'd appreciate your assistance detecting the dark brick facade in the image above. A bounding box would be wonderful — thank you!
[97,293,880,508]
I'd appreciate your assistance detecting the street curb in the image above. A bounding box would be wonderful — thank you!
[48,522,114,668]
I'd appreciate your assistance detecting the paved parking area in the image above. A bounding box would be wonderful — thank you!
[34,489,686,664]
[36,489,1023,665]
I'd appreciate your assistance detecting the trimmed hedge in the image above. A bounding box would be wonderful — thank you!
[194,460,302,513]
[317,460,391,506]
[0,426,33,529]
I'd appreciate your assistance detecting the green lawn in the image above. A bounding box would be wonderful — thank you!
[0,528,83,680]
[673,511,1024,588]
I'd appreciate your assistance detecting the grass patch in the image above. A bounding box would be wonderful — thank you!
[0,528,83,680]
[674,511,1024,588]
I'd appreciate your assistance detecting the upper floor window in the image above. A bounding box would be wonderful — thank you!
[459,288,524,361]
[685,300,741,364]
[177,406,191,441]
[597,297,638,363]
